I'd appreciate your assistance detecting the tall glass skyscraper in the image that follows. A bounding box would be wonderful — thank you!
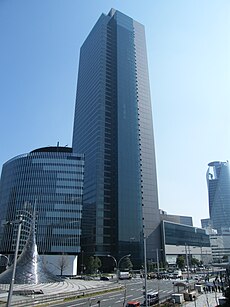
[207,161,230,234]
[72,9,160,266]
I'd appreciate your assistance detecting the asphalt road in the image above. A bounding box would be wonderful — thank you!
[52,277,174,307]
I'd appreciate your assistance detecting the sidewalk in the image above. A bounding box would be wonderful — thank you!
[184,291,224,307]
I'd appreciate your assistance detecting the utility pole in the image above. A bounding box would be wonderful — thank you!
[156,249,160,307]
[81,250,84,275]
[185,243,190,281]
[107,254,131,283]
[144,235,148,306]
[6,215,23,307]
[156,249,159,276]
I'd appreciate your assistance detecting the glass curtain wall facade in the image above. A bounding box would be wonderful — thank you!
[72,9,160,266]
[0,147,84,257]
[162,221,211,265]
[207,161,230,234]
[162,221,210,247]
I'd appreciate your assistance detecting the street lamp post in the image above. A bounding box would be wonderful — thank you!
[107,255,118,282]
[107,254,131,283]
[117,254,131,272]
[117,254,131,282]
[156,249,160,276]
[81,250,84,275]
[200,246,203,264]
[6,215,23,307]
[144,236,148,307]
[154,249,162,307]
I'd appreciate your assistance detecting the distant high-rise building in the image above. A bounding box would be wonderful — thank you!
[72,9,160,266]
[207,161,230,234]
[0,146,84,275]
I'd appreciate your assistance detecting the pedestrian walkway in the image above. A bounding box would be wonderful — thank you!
[185,291,224,307]
[0,279,122,306]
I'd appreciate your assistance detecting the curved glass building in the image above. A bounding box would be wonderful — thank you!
[0,146,84,274]
[207,161,230,234]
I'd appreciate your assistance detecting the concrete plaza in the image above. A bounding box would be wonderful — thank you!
[185,291,224,307]
[0,278,121,306]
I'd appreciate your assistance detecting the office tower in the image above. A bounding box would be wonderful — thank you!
[72,9,160,266]
[207,161,230,234]
[0,146,84,275]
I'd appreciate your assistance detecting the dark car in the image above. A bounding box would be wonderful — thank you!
[100,276,110,281]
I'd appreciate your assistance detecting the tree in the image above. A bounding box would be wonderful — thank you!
[147,261,156,272]
[191,257,200,267]
[87,256,102,274]
[94,256,102,273]
[57,254,69,276]
[120,257,133,271]
[176,256,185,269]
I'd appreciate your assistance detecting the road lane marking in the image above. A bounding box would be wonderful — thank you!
[108,293,123,298]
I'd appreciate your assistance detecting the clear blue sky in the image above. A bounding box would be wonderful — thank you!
[0,0,229,227]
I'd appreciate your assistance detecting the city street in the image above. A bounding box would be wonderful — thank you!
[51,277,174,307]
[0,274,227,306]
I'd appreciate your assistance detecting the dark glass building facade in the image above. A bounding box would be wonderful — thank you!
[0,147,84,260]
[162,221,210,247]
[72,9,160,266]
[207,161,230,234]
[162,221,211,265]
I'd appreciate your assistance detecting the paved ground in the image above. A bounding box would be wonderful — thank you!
[0,278,227,306]
[184,291,224,307]
[0,278,121,306]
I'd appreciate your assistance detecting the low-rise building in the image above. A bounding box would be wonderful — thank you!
[161,221,212,266]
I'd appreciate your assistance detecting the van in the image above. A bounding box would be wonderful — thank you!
[126,301,140,307]
[173,270,182,279]
[119,271,131,280]
[143,291,159,306]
